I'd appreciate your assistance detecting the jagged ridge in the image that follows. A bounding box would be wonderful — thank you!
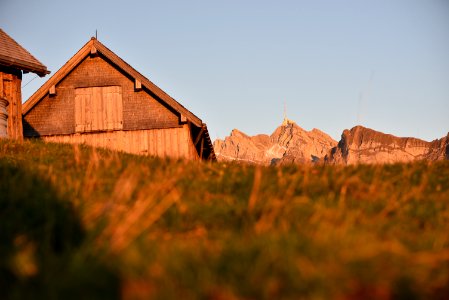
[214,122,449,165]
[213,120,337,165]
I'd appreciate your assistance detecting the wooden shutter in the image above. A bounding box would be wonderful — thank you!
[75,86,123,132]
[75,88,92,132]
[91,87,102,131]
[103,86,123,130]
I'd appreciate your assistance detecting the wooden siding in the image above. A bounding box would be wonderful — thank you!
[0,98,7,138]
[0,67,22,140]
[40,125,199,160]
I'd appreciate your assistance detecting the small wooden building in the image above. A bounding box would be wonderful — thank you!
[0,29,49,139]
[23,37,215,161]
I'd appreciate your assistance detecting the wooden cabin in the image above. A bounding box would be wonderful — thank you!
[23,37,215,161]
[0,29,49,139]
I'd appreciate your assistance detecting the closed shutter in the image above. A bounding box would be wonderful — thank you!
[75,88,91,132]
[103,86,123,130]
[75,86,123,132]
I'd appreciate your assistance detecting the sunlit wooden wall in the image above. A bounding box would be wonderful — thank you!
[41,124,199,160]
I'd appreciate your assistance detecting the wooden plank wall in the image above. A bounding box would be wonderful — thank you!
[0,98,8,138]
[0,70,23,140]
[41,125,199,160]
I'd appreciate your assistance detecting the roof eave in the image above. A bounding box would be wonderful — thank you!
[0,56,49,77]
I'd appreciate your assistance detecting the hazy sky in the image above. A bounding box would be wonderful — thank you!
[1,0,448,141]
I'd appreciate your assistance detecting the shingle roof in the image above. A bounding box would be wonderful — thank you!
[0,29,49,76]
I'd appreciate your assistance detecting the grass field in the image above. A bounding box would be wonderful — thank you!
[1,139,448,299]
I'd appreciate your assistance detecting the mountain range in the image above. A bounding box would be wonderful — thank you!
[213,120,449,165]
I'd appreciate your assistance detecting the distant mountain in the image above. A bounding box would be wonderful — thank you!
[325,126,449,164]
[214,121,449,165]
[213,119,337,165]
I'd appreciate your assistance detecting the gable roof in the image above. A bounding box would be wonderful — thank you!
[23,37,204,127]
[22,37,216,160]
[0,29,49,76]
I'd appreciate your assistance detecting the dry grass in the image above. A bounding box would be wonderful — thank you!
[1,139,449,299]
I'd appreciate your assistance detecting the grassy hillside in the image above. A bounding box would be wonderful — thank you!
[1,139,448,299]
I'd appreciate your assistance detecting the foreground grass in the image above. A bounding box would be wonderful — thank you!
[1,139,448,299]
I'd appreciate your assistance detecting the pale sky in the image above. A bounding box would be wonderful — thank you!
[1,0,448,142]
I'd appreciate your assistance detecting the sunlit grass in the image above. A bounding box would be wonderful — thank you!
[1,139,448,299]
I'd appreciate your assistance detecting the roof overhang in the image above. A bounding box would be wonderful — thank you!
[0,56,50,77]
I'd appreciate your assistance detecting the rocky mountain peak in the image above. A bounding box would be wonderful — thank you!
[213,120,337,165]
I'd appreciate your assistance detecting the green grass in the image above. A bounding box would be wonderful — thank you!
[1,139,448,299]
